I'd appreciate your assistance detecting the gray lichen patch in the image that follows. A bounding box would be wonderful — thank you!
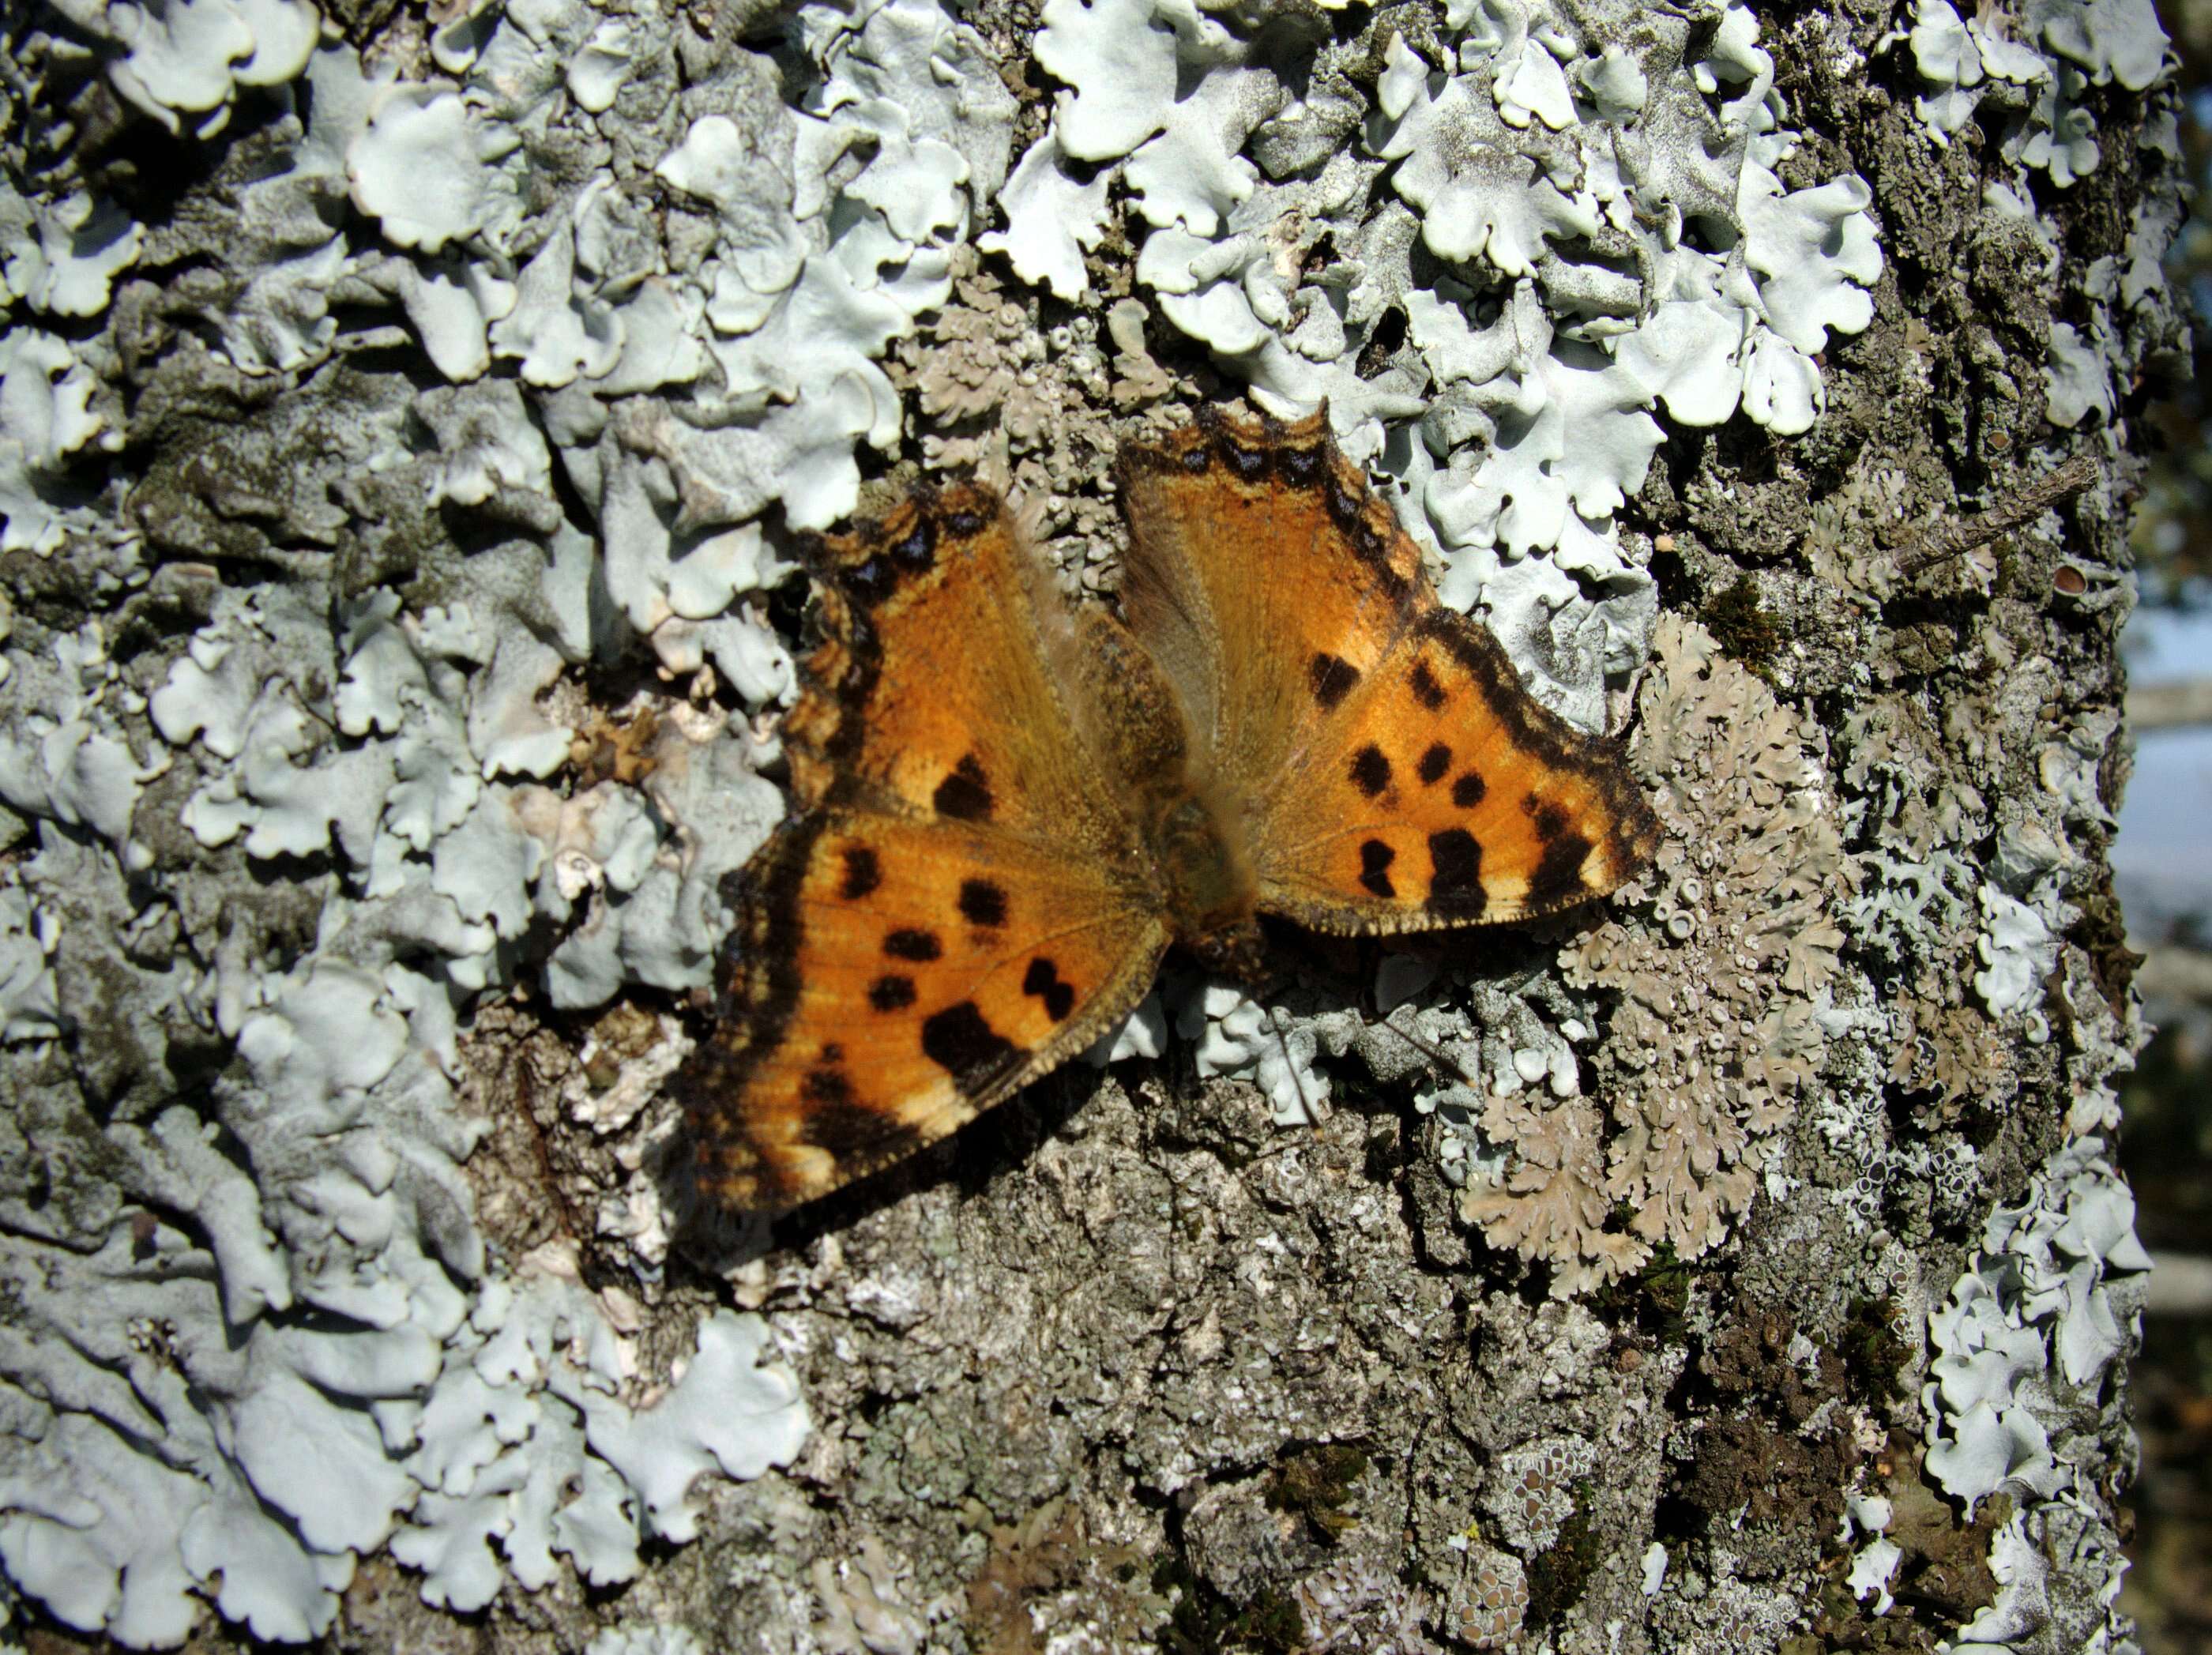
[1439,614,1853,1293]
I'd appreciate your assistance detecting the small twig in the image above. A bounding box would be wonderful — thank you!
[1267,1004,1324,1125]
[1375,1013,1481,1089]
[1895,453,2100,577]
[2128,678,2212,733]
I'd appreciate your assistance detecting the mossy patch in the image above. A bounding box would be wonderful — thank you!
[1153,1555,1307,1654]
[1522,1489,1598,1625]
[1264,1442,1370,1544]
[1838,1296,1910,1405]
[1703,573,1782,672]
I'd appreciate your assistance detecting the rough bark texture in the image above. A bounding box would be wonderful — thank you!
[0,0,2186,1649]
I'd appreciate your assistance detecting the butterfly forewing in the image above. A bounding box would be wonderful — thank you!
[1115,408,1425,799]
[784,487,1133,851]
[1116,407,1659,935]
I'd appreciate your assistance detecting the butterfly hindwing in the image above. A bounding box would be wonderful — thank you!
[1248,609,1662,931]
[683,811,1168,1211]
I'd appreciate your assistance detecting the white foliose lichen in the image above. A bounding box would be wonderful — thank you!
[0,589,808,1645]
[1918,1137,2149,1653]
[1922,1139,2148,1508]
[1176,980,1345,1127]
[45,0,320,136]
[0,328,121,555]
[587,1625,709,1655]
[991,0,1882,721]
[393,1285,807,1610]
[0,186,143,318]
[1903,0,2169,171]
[0,0,1051,1635]
[0,879,62,1042]
[1839,1493,1902,1617]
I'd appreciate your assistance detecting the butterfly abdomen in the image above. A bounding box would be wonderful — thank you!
[1146,786,1268,980]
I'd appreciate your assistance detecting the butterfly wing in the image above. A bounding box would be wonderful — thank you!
[782,485,1125,839]
[1115,407,1428,799]
[684,809,1168,1210]
[679,490,1168,1213]
[1116,407,1657,935]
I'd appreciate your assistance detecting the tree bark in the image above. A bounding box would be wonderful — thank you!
[0,0,2184,1650]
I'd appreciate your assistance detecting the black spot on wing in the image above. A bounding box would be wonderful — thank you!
[840,846,882,899]
[891,515,937,571]
[1409,660,1446,709]
[1021,957,1077,1022]
[1528,830,1594,906]
[883,927,942,961]
[1525,796,1570,842]
[1324,478,1363,535]
[1359,839,1397,899]
[1349,520,1401,592]
[1411,609,1661,886]
[1310,653,1360,709]
[920,1001,1022,1096]
[841,555,897,607]
[1349,743,1392,799]
[1427,828,1486,918]
[1452,771,1488,809]
[868,974,916,1011]
[1357,509,1417,603]
[933,754,994,822]
[801,1096,922,1163]
[958,878,1007,927]
[1417,743,1452,785]
[1198,404,1272,480]
[1278,442,1324,487]
[1216,431,1270,480]
[802,1066,852,1106]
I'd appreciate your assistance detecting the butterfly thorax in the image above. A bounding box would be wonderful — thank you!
[1065,601,1267,978]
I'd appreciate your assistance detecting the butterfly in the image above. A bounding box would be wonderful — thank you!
[675,406,1661,1213]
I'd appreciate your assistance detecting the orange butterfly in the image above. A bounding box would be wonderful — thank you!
[676,407,1659,1213]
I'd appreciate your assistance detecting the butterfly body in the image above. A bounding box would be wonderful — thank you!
[1147,788,1267,977]
[678,408,1660,1214]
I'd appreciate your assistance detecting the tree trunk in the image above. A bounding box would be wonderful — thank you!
[0,0,2183,1649]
